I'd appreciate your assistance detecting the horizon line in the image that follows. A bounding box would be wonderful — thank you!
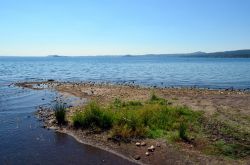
[0,49,250,57]
[0,48,250,57]
[1,49,250,57]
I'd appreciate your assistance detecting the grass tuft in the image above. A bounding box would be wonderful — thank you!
[179,122,188,141]
[72,102,113,129]
[54,103,66,125]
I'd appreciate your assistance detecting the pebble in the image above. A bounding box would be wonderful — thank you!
[141,142,146,146]
[135,142,141,146]
[134,155,141,160]
[156,143,161,147]
[145,152,150,156]
[148,145,155,152]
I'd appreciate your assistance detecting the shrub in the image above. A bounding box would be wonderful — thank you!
[54,103,66,125]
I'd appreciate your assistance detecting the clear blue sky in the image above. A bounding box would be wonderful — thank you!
[0,0,250,56]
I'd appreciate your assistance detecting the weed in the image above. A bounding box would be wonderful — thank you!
[72,102,113,129]
[179,122,188,141]
[54,103,66,125]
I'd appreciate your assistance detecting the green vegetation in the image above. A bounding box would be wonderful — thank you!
[54,103,66,125]
[71,94,202,142]
[72,102,113,129]
[212,140,250,159]
[179,122,188,141]
[68,94,249,159]
[203,117,250,159]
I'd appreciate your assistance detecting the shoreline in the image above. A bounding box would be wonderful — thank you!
[15,80,250,92]
[18,81,250,165]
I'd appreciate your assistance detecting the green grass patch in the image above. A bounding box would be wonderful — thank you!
[69,93,249,159]
[71,94,202,142]
[72,102,114,129]
[208,140,250,159]
[202,117,250,159]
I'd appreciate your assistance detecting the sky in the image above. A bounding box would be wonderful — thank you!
[0,0,250,56]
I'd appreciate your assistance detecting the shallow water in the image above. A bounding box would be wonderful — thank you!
[0,56,250,164]
[0,85,135,165]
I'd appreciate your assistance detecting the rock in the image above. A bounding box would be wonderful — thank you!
[133,155,141,160]
[145,152,150,156]
[135,142,141,146]
[148,145,155,152]
[141,142,146,146]
[48,119,56,125]
[156,143,161,147]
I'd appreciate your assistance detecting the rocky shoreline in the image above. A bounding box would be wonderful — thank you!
[17,81,250,165]
[36,107,142,165]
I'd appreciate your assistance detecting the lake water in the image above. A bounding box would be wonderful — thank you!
[1,56,250,89]
[0,56,250,164]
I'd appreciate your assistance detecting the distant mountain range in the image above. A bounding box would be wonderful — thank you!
[185,50,250,58]
[45,50,250,58]
[124,49,250,58]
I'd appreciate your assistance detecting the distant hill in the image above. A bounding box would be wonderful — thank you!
[123,50,250,58]
[187,50,250,58]
[47,55,66,57]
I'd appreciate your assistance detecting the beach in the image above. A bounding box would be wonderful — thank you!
[16,81,250,165]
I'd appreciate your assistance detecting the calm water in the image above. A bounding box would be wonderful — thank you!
[0,56,250,164]
[1,56,250,89]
